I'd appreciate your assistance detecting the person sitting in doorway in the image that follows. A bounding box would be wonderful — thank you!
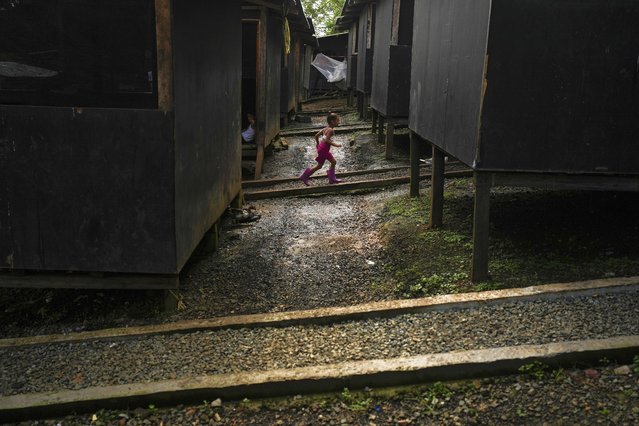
[241,113,256,143]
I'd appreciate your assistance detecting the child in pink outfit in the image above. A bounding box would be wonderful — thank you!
[299,113,342,185]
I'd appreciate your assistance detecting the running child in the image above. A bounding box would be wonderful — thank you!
[299,113,342,185]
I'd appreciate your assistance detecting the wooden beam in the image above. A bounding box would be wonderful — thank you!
[489,172,639,192]
[280,124,381,137]
[243,0,282,11]
[254,143,265,180]
[155,0,173,112]
[385,118,394,159]
[254,7,268,180]
[429,146,445,228]
[243,164,436,188]
[244,170,473,201]
[409,131,420,197]
[363,94,371,119]
[0,273,179,290]
[471,172,491,282]
[377,114,385,144]
[371,109,378,132]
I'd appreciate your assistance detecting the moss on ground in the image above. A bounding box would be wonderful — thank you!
[377,178,639,298]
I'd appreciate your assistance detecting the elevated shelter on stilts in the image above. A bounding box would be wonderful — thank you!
[407,0,639,282]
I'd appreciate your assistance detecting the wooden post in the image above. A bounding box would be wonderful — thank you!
[155,0,173,112]
[385,118,394,159]
[254,9,267,180]
[429,146,445,228]
[201,222,220,254]
[254,143,264,179]
[471,172,491,282]
[163,288,179,312]
[377,115,385,144]
[371,109,378,133]
[231,189,245,209]
[363,94,371,119]
[409,131,420,197]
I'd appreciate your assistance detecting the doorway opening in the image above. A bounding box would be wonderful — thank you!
[242,21,258,136]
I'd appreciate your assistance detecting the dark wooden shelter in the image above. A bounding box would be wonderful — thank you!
[308,33,348,96]
[369,0,414,159]
[318,33,348,59]
[242,1,282,179]
[344,20,358,107]
[408,0,639,282]
[280,2,316,125]
[0,0,243,290]
[335,0,377,119]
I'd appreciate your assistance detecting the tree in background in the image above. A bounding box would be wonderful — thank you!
[300,0,344,36]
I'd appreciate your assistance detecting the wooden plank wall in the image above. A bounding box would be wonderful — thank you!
[480,0,639,174]
[0,107,176,273]
[356,6,374,94]
[371,0,392,115]
[172,0,242,271]
[409,0,490,166]
[264,9,283,144]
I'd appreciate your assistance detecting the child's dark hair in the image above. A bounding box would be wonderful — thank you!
[327,112,339,125]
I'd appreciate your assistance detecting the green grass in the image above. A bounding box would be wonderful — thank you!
[376,180,639,298]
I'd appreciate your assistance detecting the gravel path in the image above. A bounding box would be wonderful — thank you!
[261,130,413,180]
[246,163,468,194]
[3,290,639,396]
[21,363,638,425]
[178,190,394,318]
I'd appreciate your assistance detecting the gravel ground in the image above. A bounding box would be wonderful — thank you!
[177,190,394,318]
[2,100,639,425]
[0,182,422,339]
[3,290,639,396]
[6,362,639,425]
[261,129,413,180]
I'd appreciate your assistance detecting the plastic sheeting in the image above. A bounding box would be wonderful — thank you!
[311,53,347,86]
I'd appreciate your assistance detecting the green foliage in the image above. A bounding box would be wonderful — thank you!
[378,182,639,300]
[399,272,468,298]
[340,388,372,411]
[633,355,639,373]
[300,0,344,36]
[472,281,504,292]
[92,410,119,422]
[552,368,567,383]
[420,382,453,415]
[518,361,548,380]
[383,196,429,224]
